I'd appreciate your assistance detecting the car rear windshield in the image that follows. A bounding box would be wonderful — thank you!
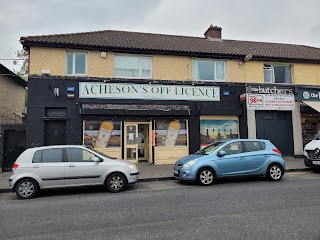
[195,141,225,155]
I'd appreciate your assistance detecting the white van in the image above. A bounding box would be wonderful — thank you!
[303,132,320,170]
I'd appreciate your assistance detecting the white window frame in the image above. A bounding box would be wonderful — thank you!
[192,58,226,81]
[264,64,292,84]
[114,54,153,79]
[66,51,88,76]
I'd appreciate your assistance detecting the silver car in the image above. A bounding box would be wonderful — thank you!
[9,145,139,199]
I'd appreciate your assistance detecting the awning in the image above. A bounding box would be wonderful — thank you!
[303,101,320,113]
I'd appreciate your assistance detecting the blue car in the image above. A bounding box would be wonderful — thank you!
[173,139,285,185]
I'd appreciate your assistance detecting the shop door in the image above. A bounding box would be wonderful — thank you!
[124,123,139,163]
[256,111,294,156]
[138,124,150,161]
[44,121,66,146]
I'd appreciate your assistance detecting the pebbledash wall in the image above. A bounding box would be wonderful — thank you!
[26,75,247,165]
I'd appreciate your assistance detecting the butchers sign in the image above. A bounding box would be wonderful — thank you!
[246,85,295,111]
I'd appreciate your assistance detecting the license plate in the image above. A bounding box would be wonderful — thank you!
[173,170,178,175]
[313,161,320,165]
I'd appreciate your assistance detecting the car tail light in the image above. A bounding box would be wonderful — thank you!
[273,149,281,155]
[12,163,19,170]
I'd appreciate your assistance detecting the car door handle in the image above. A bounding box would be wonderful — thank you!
[33,165,40,168]
[68,164,75,167]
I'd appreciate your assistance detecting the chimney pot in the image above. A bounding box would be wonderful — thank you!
[204,25,222,39]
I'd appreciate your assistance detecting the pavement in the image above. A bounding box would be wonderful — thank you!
[0,157,310,193]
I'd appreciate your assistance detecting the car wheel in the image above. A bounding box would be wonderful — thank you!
[105,173,127,193]
[266,164,283,181]
[196,168,216,186]
[15,178,39,199]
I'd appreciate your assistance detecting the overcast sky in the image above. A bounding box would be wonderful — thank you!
[1,0,320,72]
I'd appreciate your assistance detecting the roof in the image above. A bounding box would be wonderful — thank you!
[20,29,320,63]
[0,64,27,87]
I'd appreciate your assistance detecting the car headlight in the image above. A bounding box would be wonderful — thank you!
[183,159,198,168]
[127,164,138,172]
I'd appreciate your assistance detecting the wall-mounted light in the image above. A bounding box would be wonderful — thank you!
[100,51,107,58]
[54,87,60,97]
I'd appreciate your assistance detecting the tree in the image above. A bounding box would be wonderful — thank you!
[13,49,28,80]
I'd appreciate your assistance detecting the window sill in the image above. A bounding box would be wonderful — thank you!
[66,74,87,77]
[114,76,152,79]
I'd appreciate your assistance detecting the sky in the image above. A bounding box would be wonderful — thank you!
[1,0,320,72]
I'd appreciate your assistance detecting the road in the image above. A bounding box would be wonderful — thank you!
[1,172,320,240]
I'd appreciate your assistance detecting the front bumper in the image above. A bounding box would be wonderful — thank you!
[304,157,320,169]
[173,165,196,181]
[128,172,139,183]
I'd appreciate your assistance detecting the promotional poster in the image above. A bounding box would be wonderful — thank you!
[155,119,187,147]
[200,119,239,146]
[83,121,121,148]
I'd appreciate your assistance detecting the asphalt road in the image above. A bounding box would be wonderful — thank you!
[1,172,320,240]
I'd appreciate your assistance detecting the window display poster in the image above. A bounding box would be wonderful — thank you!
[83,121,121,148]
[155,119,187,147]
[200,119,239,146]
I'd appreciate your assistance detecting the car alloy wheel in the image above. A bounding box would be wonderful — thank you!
[197,168,215,186]
[106,173,127,193]
[16,178,39,199]
[267,164,283,181]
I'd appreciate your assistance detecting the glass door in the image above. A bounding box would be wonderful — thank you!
[124,123,139,163]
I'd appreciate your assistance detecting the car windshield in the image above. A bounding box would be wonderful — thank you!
[195,141,225,155]
[86,147,116,159]
[315,131,320,140]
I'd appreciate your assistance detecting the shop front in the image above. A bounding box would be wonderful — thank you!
[296,87,320,147]
[26,77,246,165]
[244,84,296,156]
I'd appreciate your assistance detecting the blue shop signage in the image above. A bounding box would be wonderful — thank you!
[297,87,320,101]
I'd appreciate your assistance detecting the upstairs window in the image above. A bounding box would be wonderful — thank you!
[67,52,87,75]
[114,55,152,78]
[192,59,226,81]
[264,64,292,84]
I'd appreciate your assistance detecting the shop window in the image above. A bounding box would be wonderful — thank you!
[67,52,87,75]
[155,119,188,147]
[114,55,152,78]
[301,114,320,147]
[83,120,121,148]
[192,59,226,81]
[264,64,291,84]
[200,117,239,147]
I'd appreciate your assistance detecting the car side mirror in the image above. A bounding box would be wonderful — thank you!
[217,150,226,156]
[93,157,102,162]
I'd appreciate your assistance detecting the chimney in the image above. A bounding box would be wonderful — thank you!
[204,25,222,39]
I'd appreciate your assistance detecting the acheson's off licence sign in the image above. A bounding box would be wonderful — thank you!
[79,82,220,101]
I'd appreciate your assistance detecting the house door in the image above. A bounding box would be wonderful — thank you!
[2,130,26,171]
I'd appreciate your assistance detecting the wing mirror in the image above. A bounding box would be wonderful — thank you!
[93,157,103,162]
[217,150,226,156]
